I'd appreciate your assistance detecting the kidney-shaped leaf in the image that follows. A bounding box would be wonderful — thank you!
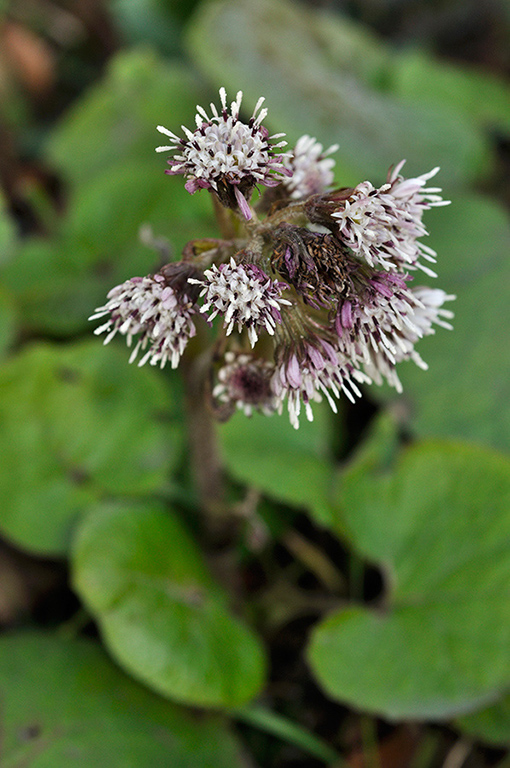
[0,632,245,768]
[0,341,180,555]
[72,501,266,709]
[187,0,490,186]
[45,48,209,187]
[308,441,510,720]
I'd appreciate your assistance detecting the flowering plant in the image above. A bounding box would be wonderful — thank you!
[91,87,454,430]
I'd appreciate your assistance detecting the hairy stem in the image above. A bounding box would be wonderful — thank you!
[180,349,227,531]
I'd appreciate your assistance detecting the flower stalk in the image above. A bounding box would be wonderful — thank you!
[179,347,226,526]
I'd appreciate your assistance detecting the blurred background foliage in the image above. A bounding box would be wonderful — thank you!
[0,1,510,767]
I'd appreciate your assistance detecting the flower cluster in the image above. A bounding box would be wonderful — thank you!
[213,352,277,418]
[91,87,454,428]
[272,336,368,429]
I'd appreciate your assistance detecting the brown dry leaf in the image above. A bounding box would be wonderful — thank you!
[347,724,419,768]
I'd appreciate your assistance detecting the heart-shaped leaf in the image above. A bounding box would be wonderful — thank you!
[0,341,181,555]
[0,632,245,767]
[72,501,266,709]
[308,441,510,720]
[186,0,490,186]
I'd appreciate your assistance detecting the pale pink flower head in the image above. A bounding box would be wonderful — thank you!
[189,258,292,348]
[156,88,291,220]
[282,135,338,201]
[307,161,449,276]
[89,273,196,369]
[213,351,277,418]
[272,336,368,429]
[335,271,456,392]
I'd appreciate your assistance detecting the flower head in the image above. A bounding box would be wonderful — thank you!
[213,351,277,418]
[410,286,455,334]
[190,258,291,347]
[272,225,352,310]
[272,335,368,429]
[307,161,449,276]
[335,271,419,360]
[383,285,456,380]
[282,135,338,200]
[156,88,291,219]
[89,274,196,368]
[335,271,455,391]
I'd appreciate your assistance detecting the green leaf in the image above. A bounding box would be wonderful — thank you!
[218,404,337,527]
[0,341,180,555]
[234,704,342,765]
[186,0,491,186]
[2,51,215,337]
[0,632,245,768]
[457,694,510,746]
[340,409,401,477]
[0,238,114,337]
[59,159,214,279]
[45,48,209,187]
[72,501,266,709]
[371,195,510,452]
[1,178,212,337]
[0,192,16,264]
[110,0,183,56]
[308,441,510,720]
[392,50,510,136]
[0,286,17,359]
